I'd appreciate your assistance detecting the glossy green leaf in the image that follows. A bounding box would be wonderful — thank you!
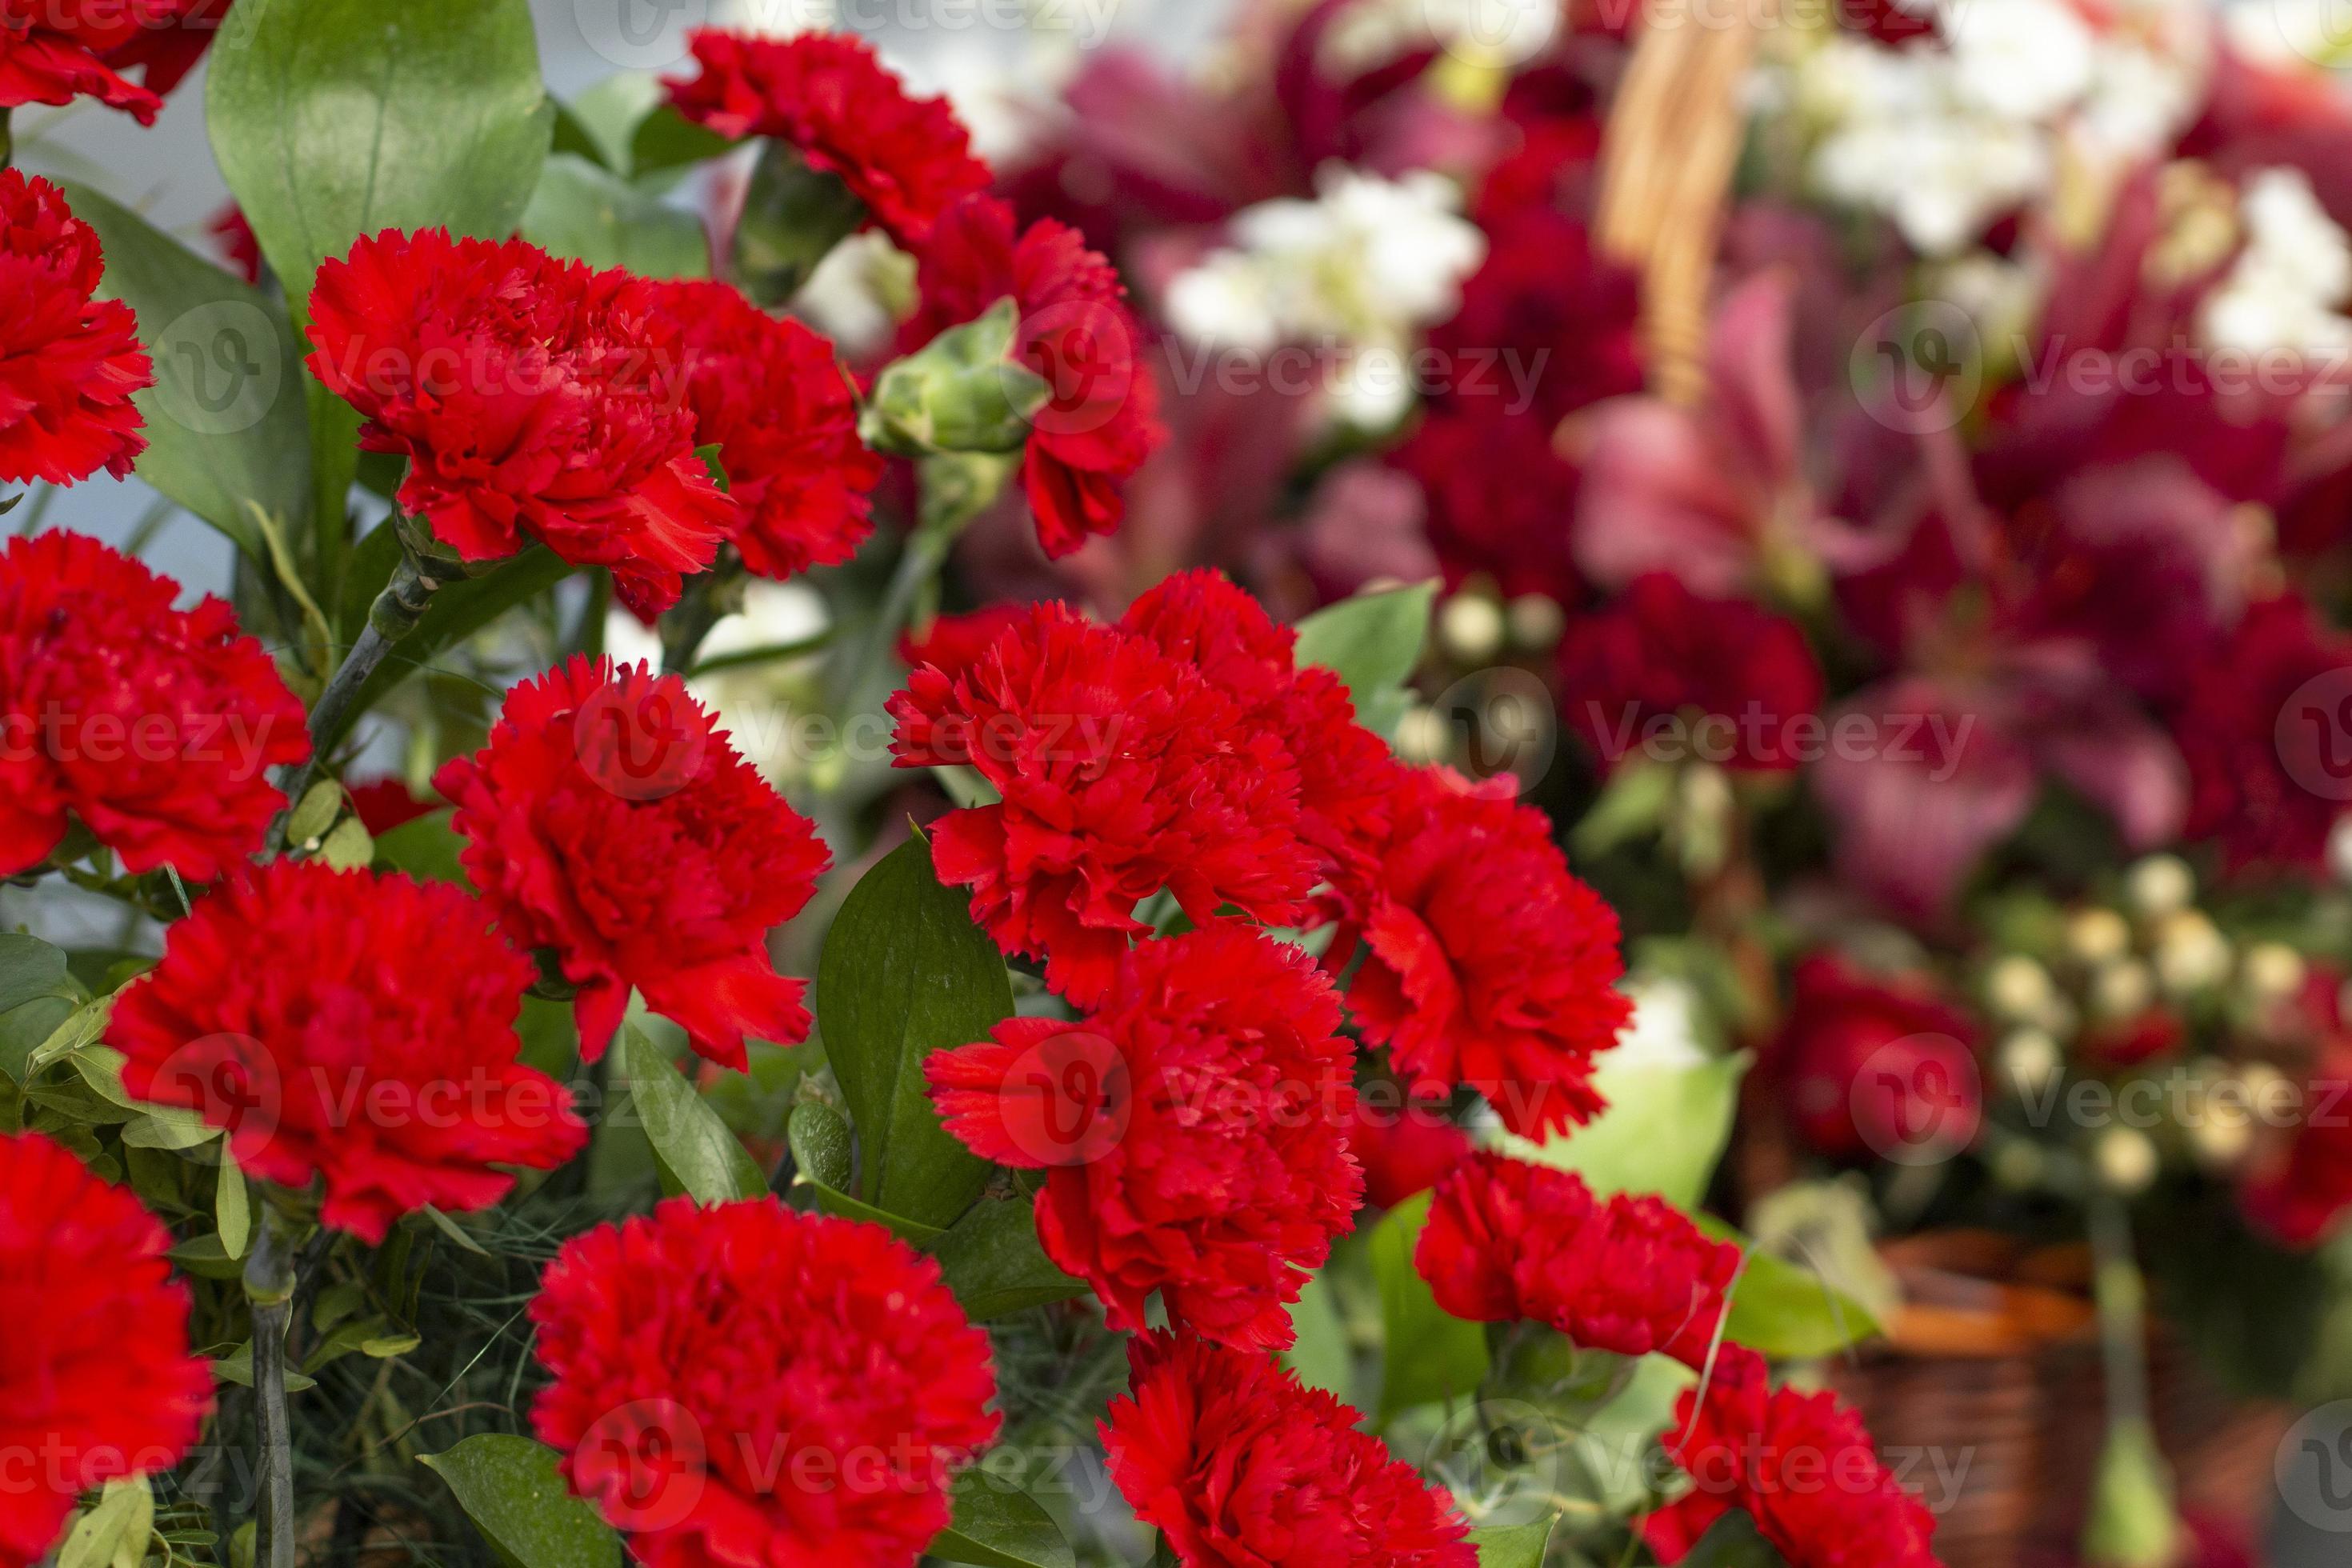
[1506,1052,1750,1208]
[786,1101,941,1242]
[1702,1218,1880,1358]
[67,184,311,566]
[1293,581,1436,711]
[1469,1516,1556,1568]
[1369,1190,1489,1419]
[924,1193,1083,1319]
[215,1153,251,1260]
[421,1434,622,1568]
[1682,1509,1786,1566]
[0,934,81,1085]
[814,833,1010,1230]
[930,1470,1074,1568]
[1282,1269,1352,1399]
[632,105,734,178]
[623,1025,766,1205]
[206,0,553,311]
[522,155,710,279]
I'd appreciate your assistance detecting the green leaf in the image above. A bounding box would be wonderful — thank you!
[422,1434,622,1568]
[373,810,467,884]
[622,1024,766,1205]
[285,779,345,847]
[1293,581,1436,716]
[923,1193,1083,1319]
[318,817,374,871]
[216,1152,252,1261]
[930,1470,1074,1568]
[1504,1052,1749,1208]
[1469,1517,1557,1568]
[55,1476,153,1568]
[324,546,575,749]
[1681,1509,1786,1567]
[1702,1218,1879,1358]
[206,0,554,314]
[211,1342,317,1390]
[786,1101,941,1242]
[551,73,664,173]
[813,833,1011,1230]
[66,183,313,566]
[1282,1269,1351,1399]
[522,154,710,279]
[0,934,82,1085]
[1369,1190,1488,1419]
[632,105,734,179]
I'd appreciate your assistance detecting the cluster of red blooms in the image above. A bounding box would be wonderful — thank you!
[0,0,226,126]
[0,169,151,488]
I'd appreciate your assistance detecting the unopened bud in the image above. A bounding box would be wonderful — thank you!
[861,298,1049,458]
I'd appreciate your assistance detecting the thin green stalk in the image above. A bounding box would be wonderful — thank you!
[244,1213,302,1568]
[278,542,459,820]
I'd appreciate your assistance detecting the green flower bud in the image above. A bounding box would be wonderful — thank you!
[861,298,1050,458]
[2082,1418,2183,1568]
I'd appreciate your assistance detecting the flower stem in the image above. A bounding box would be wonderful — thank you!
[243,1212,302,1568]
[278,544,458,824]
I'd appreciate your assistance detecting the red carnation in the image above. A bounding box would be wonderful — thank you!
[0,170,151,486]
[890,604,1314,1006]
[1646,1345,1943,1568]
[0,1132,210,1568]
[345,776,436,838]
[646,278,882,581]
[110,861,586,1243]
[1558,573,1826,774]
[530,1197,1000,1568]
[1345,1091,1472,1210]
[1777,956,1982,1165]
[0,0,162,122]
[1335,766,1630,1138]
[1121,568,1401,890]
[896,602,1032,685]
[1416,1152,1739,1367]
[1100,1330,1476,1568]
[306,229,738,618]
[899,194,1165,558]
[1392,405,1585,604]
[0,530,307,881]
[665,29,989,248]
[101,0,232,99]
[929,922,1362,1350]
[434,655,829,1070]
[2176,594,2352,872]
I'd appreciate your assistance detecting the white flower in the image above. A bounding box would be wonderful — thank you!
[2198,166,2352,362]
[1613,975,1712,1071]
[715,0,837,34]
[1317,0,1560,77]
[1942,0,2097,121]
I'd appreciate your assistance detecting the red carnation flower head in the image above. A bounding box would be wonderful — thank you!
[890,603,1316,1006]
[1121,568,1403,890]
[306,229,738,618]
[896,602,1033,686]
[929,921,1362,1350]
[530,1197,1000,1568]
[1417,1152,1740,1366]
[1101,1330,1477,1568]
[1335,766,1630,1138]
[1558,573,1826,774]
[2176,593,2352,873]
[1646,1344,1943,1568]
[109,861,586,1243]
[0,530,308,880]
[0,1131,210,1568]
[434,655,830,1070]
[1777,955,1982,1166]
[100,0,233,100]
[0,0,165,122]
[0,170,152,486]
[899,195,1165,559]
[664,29,990,249]
[646,278,882,581]
[1346,1091,1473,1210]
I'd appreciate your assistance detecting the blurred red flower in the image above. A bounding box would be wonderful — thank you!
[102,0,233,100]
[1776,956,1981,1164]
[111,861,586,1243]
[1101,1330,1476,1568]
[306,229,737,618]
[2175,592,2352,873]
[0,170,151,486]
[0,0,165,122]
[0,530,307,881]
[435,656,830,1070]
[531,1198,999,1568]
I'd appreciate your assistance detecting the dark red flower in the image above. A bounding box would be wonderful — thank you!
[531,1197,1000,1568]
[900,195,1165,559]
[664,29,990,248]
[2175,594,2352,873]
[208,201,260,285]
[0,1131,210,1568]
[1392,402,1585,603]
[306,229,738,618]
[1777,956,1981,1165]
[1334,766,1630,1138]
[0,170,151,486]
[434,655,829,1070]
[1345,1091,1471,1210]
[1558,573,1825,774]
[896,602,1033,685]
[101,0,232,99]
[1646,1344,1943,1568]
[345,776,436,838]
[645,278,882,582]
[890,603,1314,1006]
[1428,208,1643,429]
[110,861,586,1243]
[1120,568,1400,889]
[1101,1330,1476,1568]
[0,0,162,122]
[0,530,307,880]
[1417,1152,1740,1366]
[929,921,1362,1350]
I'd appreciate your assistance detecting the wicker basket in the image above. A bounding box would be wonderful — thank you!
[1822,1233,2294,1568]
